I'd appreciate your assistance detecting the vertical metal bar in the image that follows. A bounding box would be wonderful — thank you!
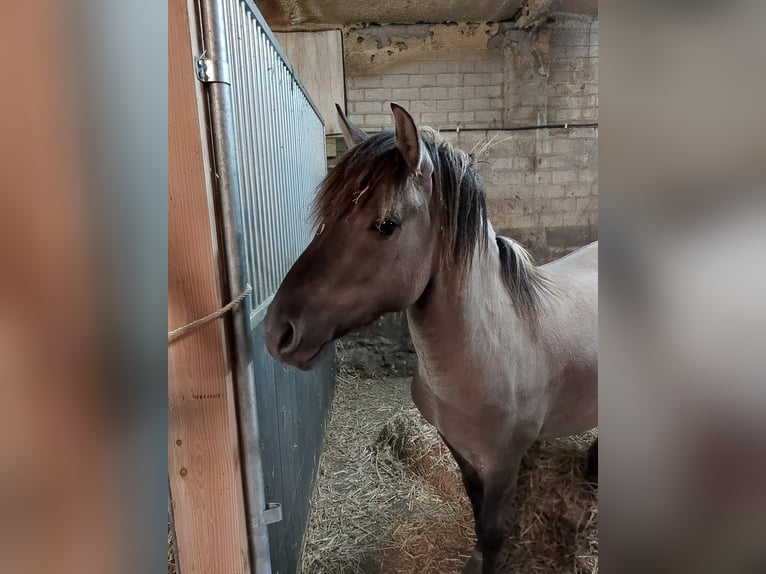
[270,58,281,283]
[235,1,258,303]
[229,0,257,302]
[279,66,292,272]
[308,111,317,241]
[303,106,313,245]
[260,20,275,301]
[302,98,311,243]
[309,106,317,239]
[246,17,260,301]
[197,0,272,571]
[252,24,271,302]
[286,75,294,265]
[272,47,286,288]
[302,107,309,245]
[288,88,298,262]
[243,11,264,303]
[304,107,311,243]
[304,130,309,244]
[262,32,279,294]
[238,3,262,303]
[294,89,303,255]
[251,25,267,299]
[279,72,290,267]
[292,94,300,254]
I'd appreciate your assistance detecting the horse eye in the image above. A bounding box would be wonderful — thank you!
[372,218,399,236]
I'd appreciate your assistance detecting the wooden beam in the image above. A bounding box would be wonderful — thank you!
[168,0,251,572]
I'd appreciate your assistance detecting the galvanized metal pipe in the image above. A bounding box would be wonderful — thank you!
[198,0,272,571]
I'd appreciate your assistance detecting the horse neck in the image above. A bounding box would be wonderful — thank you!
[407,224,525,378]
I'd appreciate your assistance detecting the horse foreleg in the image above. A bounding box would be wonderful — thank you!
[440,435,485,573]
[477,448,526,574]
[457,462,485,574]
[585,437,598,484]
[441,435,484,524]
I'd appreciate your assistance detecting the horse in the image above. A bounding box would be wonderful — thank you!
[264,102,598,573]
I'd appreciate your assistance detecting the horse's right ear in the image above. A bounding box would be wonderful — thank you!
[335,103,368,148]
[391,102,422,172]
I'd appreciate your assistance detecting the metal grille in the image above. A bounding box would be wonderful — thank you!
[223,0,325,322]
[194,1,334,572]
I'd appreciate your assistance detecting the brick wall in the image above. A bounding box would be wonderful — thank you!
[341,17,598,262]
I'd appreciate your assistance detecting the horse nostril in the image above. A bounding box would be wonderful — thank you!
[277,321,299,354]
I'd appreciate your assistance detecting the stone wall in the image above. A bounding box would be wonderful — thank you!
[341,17,598,262]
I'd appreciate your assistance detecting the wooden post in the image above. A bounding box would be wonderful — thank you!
[168,0,251,571]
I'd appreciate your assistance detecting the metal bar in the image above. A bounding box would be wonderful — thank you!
[412,123,600,134]
[197,0,273,571]
[236,2,261,304]
[264,45,284,285]
[288,88,299,263]
[277,64,291,276]
[229,0,258,304]
[243,3,262,302]
[252,24,272,302]
[263,37,280,293]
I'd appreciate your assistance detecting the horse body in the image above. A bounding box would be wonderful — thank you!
[409,235,597,477]
[265,103,597,573]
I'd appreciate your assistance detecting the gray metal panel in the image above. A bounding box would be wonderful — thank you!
[223,0,324,319]
[252,325,335,574]
[218,1,336,572]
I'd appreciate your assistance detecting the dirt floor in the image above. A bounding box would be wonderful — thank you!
[300,333,598,574]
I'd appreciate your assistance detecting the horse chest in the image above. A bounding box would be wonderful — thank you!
[411,373,511,470]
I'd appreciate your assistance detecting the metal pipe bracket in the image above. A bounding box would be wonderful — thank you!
[262,502,282,525]
[195,56,231,85]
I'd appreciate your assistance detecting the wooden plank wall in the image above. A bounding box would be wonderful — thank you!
[168,0,251,571]
[273,30,345,135]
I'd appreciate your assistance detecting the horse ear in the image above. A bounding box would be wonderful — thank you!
[335,103,368,148]
[391,102,422,172]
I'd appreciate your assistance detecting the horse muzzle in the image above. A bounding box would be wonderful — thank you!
[264,304,331,371]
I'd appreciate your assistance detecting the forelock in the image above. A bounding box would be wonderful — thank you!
[311,131,412,228]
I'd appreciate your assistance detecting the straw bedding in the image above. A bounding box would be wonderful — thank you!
[301,340,598,573]
[168,524,176,574]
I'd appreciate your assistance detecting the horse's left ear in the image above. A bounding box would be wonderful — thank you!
[391,102,422,172]
[335,103,369,148]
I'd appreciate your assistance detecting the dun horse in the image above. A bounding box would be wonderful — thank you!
[265,103,598,573]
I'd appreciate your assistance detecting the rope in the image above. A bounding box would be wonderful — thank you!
[168,284,252,344]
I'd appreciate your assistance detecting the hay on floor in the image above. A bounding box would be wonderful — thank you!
[301,364,598,574]
[509,431,598,574]
[168,523,176,574]
[375,409,464,500]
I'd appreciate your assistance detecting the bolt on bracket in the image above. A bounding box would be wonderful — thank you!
[195,56,231,85]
